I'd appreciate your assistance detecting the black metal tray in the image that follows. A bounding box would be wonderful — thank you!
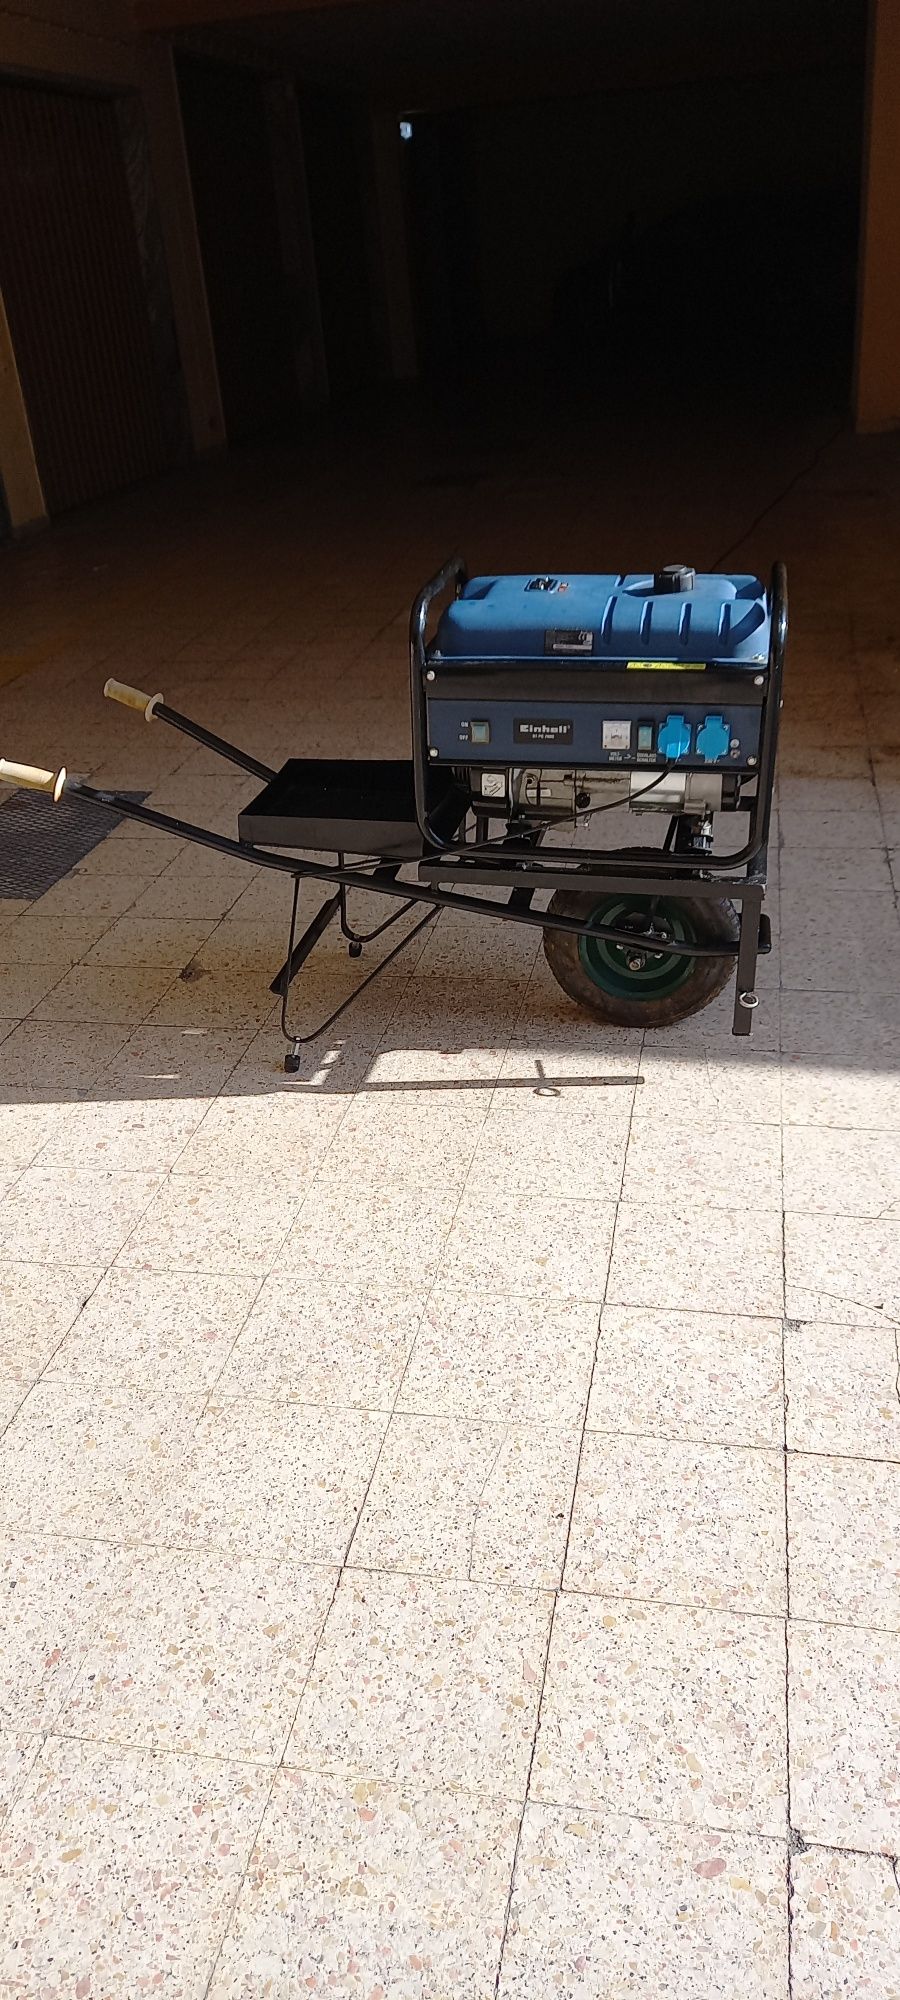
[237,758,467,857]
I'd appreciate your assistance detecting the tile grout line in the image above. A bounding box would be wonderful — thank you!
[777,1830,898,1862]
[14,821,227,1042]
[0,1264,109,1446]
[488,1583,556,1999]
[196,1273,269,1419]
[1,962,324,1499]
[780,1092,799,1998]
[34,1734,816,1836]
[0,875,135,1068]
[491,1031,643,1997]
[12,1151,900,1227]
[191,976,513,1997]
[84,1029,328,1344]
[333,934,544,1470]
[333,1083,500,1568]
[14,1513,896,1634]
[219,942,538,1919]
[0,1731,48,1837]
[7,1508,900,1643]
[195,1400,351,2000]
[199,1759,281,2000]
[10,1716,900,1859]
[4,1304,900,1456]
[216,940,441,1254]
[0,1255,814,1314]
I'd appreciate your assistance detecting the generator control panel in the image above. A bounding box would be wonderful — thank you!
[425,698,763,770]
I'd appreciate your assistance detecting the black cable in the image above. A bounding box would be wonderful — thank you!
[573,764,674,818]
[424,764,676,861]
[711,420,845,569]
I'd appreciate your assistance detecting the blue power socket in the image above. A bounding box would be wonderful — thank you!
[657,713,692,759]
[696,714,732,762]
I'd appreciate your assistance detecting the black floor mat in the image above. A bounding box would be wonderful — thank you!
[0,789,147,899]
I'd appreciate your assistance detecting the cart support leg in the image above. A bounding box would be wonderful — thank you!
[270,886,341,998]
[275,869,440,1073]
[731,888,764,1036]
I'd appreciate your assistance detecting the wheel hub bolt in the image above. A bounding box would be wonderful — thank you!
[626,952,647,972]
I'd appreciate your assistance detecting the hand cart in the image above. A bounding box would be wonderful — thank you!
[2,557,785,1071]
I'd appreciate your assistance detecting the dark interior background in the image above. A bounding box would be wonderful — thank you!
[0,0,872,521]
[221,0,868,420]
[299,87,380,399]
[177,50,302,441]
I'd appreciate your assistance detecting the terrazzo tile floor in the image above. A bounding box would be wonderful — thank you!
[0,389,899,1993]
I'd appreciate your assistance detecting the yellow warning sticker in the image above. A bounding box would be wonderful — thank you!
[626,661,706,671]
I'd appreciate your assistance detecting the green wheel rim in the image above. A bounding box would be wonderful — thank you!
[578,895,696,1001]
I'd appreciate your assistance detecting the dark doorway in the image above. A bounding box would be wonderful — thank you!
[402,111,483,384]
[0,77,171,515]
[299,90,379,401]
[177,54,301,444]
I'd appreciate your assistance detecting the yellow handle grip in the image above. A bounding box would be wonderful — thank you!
[0,759,67,800]
[103,679,162,720]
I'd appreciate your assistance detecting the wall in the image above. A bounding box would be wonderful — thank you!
[0,1,140,527]
[854,0,900,430]
[0,1,225,519]
[468,64,865,341]
[0,0,137,85]
[300,88,379,398]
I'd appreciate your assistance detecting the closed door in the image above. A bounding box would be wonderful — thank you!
[0,78,171,515]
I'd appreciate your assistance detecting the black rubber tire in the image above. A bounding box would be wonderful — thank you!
[542,873,739,1028]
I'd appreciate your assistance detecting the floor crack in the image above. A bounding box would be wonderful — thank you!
[467,1433,507,1582]
[796,1284,896,1325]
[787,1844,797,2000]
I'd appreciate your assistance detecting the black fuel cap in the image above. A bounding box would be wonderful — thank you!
[654,564,695,593]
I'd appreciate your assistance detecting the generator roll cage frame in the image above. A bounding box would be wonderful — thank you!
[21,561,783,1063]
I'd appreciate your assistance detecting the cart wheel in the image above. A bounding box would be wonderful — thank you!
[543,879,739,1028]
[284,1052,301,1074]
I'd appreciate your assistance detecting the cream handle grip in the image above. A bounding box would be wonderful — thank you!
[103,679,163,720]
[0,759,67,799]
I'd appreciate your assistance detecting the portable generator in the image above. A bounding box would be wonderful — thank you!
[5,556,784,1068]
[411,557,782,1033]
[423,563,766,816]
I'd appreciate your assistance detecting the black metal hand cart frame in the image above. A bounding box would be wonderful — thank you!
[4,558,784,1070]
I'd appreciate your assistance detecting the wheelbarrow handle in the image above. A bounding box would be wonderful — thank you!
[103,679,163,720]
[0,758,67,800]
[101,682,273,781]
